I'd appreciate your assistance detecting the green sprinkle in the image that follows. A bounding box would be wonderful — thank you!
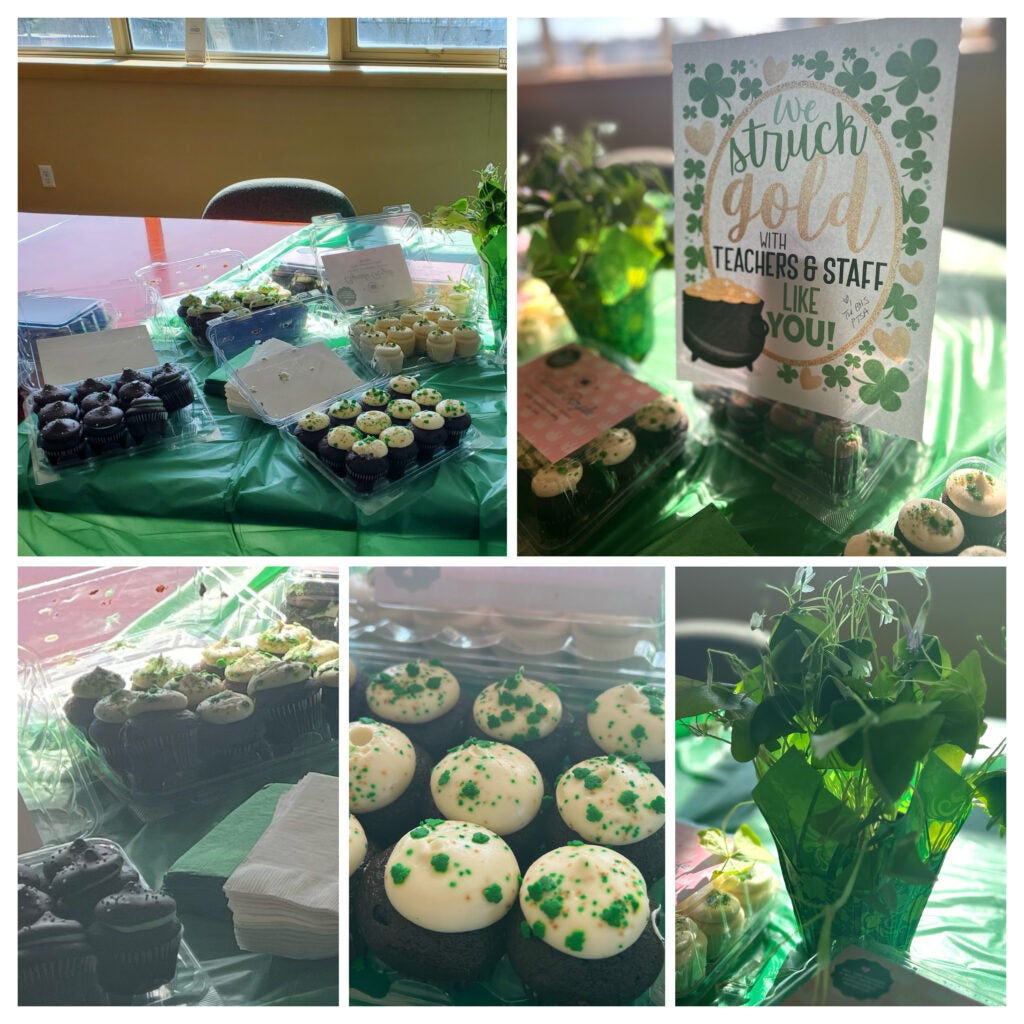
[461,780,480,799]
[584,774,603,790]
[587,700,599,713]
[426,677,442,690]
[601,900,629,928]
[390,863,411,884]
[618,790,638,806]
[531,919,546,938]
[566,839,585,847]
[471,832,491,844]
[565,930,586,952]
[410,826,429,839]
[540,896,563,919]
[437,770,451,787]
[573,766,592,780]
[483,883,503,903]
[487,714,502,729]
[430,854,450,873]
[586,804,603,822]
[630,723,647,741]
[406,663,420,677]
[647,796,666,813]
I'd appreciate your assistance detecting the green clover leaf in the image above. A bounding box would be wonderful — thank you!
[901,187,929,226]
[892,106,937,149]
[885,38,941,106]
[822,364,851,389]
[884,282,918,321]
[857,359,910,412]
[777,364,798,383]
[835,57,877,98]
[683,183,706,211]
[844,353,861,368]
[730,59,746,75]
[685,272,696,283]
[859,339,876,355]
[902,226,928,256]
[685,212,703,234]
[906,318,920,332]
[805,50,834,81]
[863,95,892,124]
[900,150,932,181]
[721,113,735,128]
[684,62,696,74]
[842,47,858,62]
[683,104,698,121]
[683,158,706,181]
[689,63,736,117]
[683,245,707,270]
[792,53,805,67]
[739,76,763,100]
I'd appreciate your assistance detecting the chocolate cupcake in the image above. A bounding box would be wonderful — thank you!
[895,499,965,556]
[812,419,865,495]
[36,401,81,428]
[195,690,270,776]
[49,845,127,923]
[766,402,817,443]
[294,410,331,451]
[725,391,770,441]
[349,719,434,846]
[346,437,390,493]
[18,913,105,1005]
[150,365,194,414]
[41,838,124,885]
[115,380,152,409]
[316,659,340,739]
[361,386,391,413]
[88,690,140,775]
[633,395,689,451]
[380,425,418,480]
[356,820,519,987]
[166,670,225,709]
[82,405,128,455]
[39,418,88,466]
[62,667,126,738]
[115,367,153,389]
[584,427,640,487]
[18,884,55,927]
[79,391,118,416]
[247,660,327,753]
[941,469,1006,549]
[385,399,420,427]
[74,377,112,403]
[435,398,472,448]
[90,885,182,996]
[410,410,446,462]
[318,425,363,475]
[530,459,584,539]
[354,410,392,438]
[122,686,199,792]
[125,395,169,442]
[389,375,420,401]
[410,386,442,411]
[507,844,661,1005]
[328,398,362,428]
[30,384,73,414]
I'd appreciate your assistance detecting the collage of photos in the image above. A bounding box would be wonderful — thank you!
[16,13,1006,1013]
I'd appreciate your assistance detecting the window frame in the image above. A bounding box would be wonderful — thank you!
[17,17,507,69]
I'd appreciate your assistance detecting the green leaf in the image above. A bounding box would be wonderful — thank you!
[862,714,944,804]
[972,772,1006,834]
[733,824,776,863]
[696,827,731,858]
[750,696,797,751]
[730,717,758,762]
[895,634,950,682]
[886,833,938,885]
[546,200,590,255]
[927,687,985,754]
[676,675,755,718]
[932,743,966,774]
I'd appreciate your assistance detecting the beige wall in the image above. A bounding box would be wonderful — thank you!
[19,63,506,219]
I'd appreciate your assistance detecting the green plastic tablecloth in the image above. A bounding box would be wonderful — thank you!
[675,733,1006,1005]
[19,229,507,556]
[521,228,1005,555]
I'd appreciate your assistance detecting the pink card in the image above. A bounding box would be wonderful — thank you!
[518,344,661,463]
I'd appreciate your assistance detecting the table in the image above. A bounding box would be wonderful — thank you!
[518,228,1005,555]
[19,215,507,556]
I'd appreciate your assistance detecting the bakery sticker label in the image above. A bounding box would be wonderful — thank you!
[518,344,661,463]
[320,242,415,310]
[673,19,960,440]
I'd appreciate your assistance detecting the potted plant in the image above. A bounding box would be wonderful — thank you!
[518,123,672,362]
[677,568,1005,961]
[426,164,507,335]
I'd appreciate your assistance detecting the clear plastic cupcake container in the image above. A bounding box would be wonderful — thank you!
[18,839,210,1006]
[24,365,221,487]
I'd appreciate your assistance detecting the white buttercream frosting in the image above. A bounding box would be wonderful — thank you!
[247,660,311,695]
[366,660,460,724]
[384,819,519,932]
[349,814,368,877]
[431,739,544,836]
[196,690,255,724]
[587,683,665,762]
[585,427,636,467]
[472,669,562,742]
[556,756,665,846]
[897,499,964,554]
[348,719,416,813]
[519,844,649,960]
[167,671,225,708]
[944,469,1006,517]
[531,459,583,498]
[635,395,687,432]
[843,530,909,557]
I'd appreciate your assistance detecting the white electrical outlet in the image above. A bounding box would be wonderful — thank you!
[38,164,56,188]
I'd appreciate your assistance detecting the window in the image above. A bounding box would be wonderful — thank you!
[18,17,506,68]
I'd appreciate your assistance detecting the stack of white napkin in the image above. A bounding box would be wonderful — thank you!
[224,772,339,959]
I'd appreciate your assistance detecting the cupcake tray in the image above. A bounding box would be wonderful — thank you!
[19,839,210,1006]
[693,388,918,533]
[24,365,221,487]
[271,567,340,642]
[867,455,1006,555]
[23,622,337,823]
[280,376,491,514]
[517,403,701,557]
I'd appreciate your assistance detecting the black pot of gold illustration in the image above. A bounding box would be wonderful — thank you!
[682,277,769,370]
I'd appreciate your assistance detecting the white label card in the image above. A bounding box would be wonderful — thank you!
[321,243,415,310]
[36,324,158,386]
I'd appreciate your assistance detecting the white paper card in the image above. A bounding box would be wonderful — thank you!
[36,324,158,386]
[234,341,363,421]
[321,243,415,309]
[673,19,961,441]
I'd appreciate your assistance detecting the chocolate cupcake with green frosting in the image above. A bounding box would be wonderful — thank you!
[63,667,126,738]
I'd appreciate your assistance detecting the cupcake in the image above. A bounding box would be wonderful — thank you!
[318,425,363,475]
[387,325,416,359]
[373,341,405,374]
[125,395,169,442]
[363,659,468,755]
[130,654,188,691]
[328,398,362,427]
[195,690,270,776]
[150,364,194,414]
[711,862,778,917]
[435,398,471,448]
[633,395,689,450]
[354,410,392,437]
[223,650,278,694]
[346,437,390,493]
[356,820,520,986]
[350,813,368,880]
[765,402,816,445]
[283,637,340,669]
[380,425,419,480]
[115,380,152,410]
[399,311,421,328]
[199,636,254,677]
[361,386,391,412]
[684,890,746,960]
[18,913,105,1005]
[316,659,340,739]
[472,668,569,775]
[506,844,661,1005]
[941,469,1006,549]
[49,844,128,923]
[88,689,141,775]
[30,384,73,413]
[39,418,88,466]
[374,314,401,333]
[584,427,639,487]
[412,319,434,352]
[452,324,482,357]
[74,377,113,403]
[115,367,153,388]
[358,329,387,360]
[586,683,666,779]
[812,420,864,495]
[18,884,55,927]
[843,530,909,557]
[247,660,326,752]
[388,375,420,401]
[257,621,314,655]
[674,913,708,997]
[410,386,442,411]
[294,410,331,451]
[122,686,199,792]
[500,616,571,656]
[551,756,665,885]
[62,667,125,737]
[426,329,456,363]
[437,314,462,334]
[386,399,420,427]
[82,405,128,455]
[166,670,225,709]
[894,499,965,556]
[79,391,118,416]
[422,304,451,322]
[430,738,547,863]
[410,410,446,462]
[89,885,182,996]
[724,391,770,440]
[36,401,81,428]
[349,718,434,846]
[530,459,584,539]
[959,545,1006,557]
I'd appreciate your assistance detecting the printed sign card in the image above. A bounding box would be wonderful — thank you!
[518,344,661,463]
[673,20,960,440]
[321,242,414,310]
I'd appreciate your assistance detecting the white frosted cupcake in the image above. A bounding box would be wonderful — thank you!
[372,341,404,374]
[452,323,482,357]
[426,329,456,363]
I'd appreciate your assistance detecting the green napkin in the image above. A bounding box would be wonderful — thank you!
[637,504,756,556]
[164,783,292,916]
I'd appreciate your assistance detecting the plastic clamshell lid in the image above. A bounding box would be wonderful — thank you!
[34,324,159,387]
[133,248,249,297]
[233,341,364,423]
